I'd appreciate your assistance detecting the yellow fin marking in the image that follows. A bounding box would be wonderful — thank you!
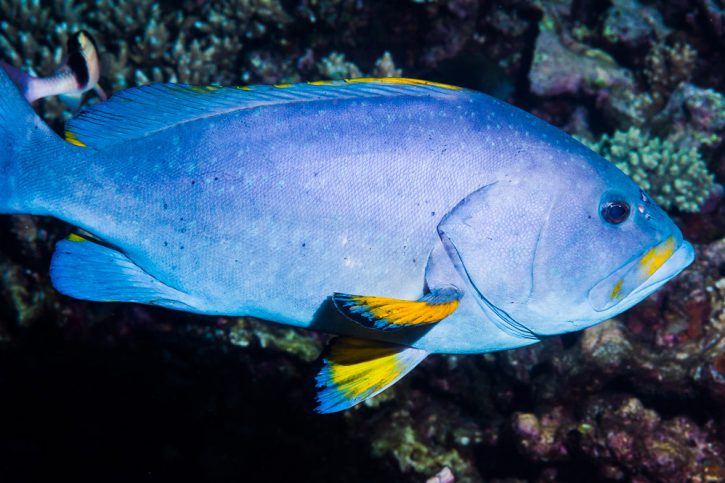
[189,85,220,93]
[307,80,335,86]
[273,83,292,88]
[349,295,459,326]
[343,77,463,90]
[639,236,675,278]
[65,130,87,147]
[327,338,405,399]
[67,233,88,243]
[315,338,428,413]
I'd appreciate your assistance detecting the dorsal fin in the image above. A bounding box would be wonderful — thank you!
[64,78,464,149]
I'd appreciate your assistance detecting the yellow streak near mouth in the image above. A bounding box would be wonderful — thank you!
[639,236,676,278]
[609,236,676,302]
[610,279,624,301]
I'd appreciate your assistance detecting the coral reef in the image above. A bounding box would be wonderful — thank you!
[316,51,362,80]
[529,18,634,98]
[582,127,715,212]
[2,0,725,481]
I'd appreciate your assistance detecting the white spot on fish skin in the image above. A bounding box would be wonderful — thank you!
[340,235,349,246]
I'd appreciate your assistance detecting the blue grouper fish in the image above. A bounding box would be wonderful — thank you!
[0,67,694,413]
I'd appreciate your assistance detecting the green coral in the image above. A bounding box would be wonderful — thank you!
[371,424,470,477]
[583,127,715,212]
[228,317,321,362]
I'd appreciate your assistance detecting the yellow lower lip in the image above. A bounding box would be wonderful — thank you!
[638,236,676,278]
[609,236,676,302]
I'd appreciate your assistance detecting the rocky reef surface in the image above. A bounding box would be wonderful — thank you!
[1,0,725,481]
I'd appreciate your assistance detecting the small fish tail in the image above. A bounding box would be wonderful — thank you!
[0,63,75,215]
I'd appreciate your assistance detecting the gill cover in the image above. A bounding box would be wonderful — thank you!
[437,180,555,339]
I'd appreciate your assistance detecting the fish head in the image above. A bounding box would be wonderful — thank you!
[438,140,694,339]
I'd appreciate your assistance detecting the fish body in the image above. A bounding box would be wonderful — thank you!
[0,72,694,411]
[1,31,105,108]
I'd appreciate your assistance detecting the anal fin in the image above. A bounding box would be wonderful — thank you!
[332,287,461,331]
[50,234,194,310]
[315,337,428,413]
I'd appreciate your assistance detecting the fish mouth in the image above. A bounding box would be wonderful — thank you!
[588,236,695,312]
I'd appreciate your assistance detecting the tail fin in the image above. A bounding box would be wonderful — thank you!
[0,63,73,214]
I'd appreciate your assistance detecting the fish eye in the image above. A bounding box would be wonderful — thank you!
[601,200,630,224]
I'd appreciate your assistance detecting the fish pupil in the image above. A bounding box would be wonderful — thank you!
[602,201,630,224]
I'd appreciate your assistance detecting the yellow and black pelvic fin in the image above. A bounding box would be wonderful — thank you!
[332,287,462,331]
[315,337,428,413]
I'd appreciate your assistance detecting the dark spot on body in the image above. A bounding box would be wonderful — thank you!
[163,203,168,210]
[191,180,196,185]
[302,242,306,248]
[214,177,219,181]
[431,211,436,216]
[180,245,185,250]
[180,217,184,221]
[180,228,186,233]
[163,241,168,247]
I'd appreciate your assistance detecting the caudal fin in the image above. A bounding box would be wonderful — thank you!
[0,63,74,214]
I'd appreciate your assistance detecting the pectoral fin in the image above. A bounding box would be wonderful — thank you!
[315,337,428,413]
[332,287,462,331]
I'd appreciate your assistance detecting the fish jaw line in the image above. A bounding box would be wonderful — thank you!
[588,236,689,313]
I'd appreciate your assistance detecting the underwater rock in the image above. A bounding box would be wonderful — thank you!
[0,251,48,333]
[653,83,725,148]
[511,409,569,462]
[602,0,669,49]
[576,396,725,481]
[228,317,322,363]
[529,24,633,97]
[644,41,697,102]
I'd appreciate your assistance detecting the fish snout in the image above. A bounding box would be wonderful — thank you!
[587,235,693,312]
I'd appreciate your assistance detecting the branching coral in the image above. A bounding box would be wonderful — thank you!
[372,51,403,78]
[584,127,715,212]
[316,51,362,80]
